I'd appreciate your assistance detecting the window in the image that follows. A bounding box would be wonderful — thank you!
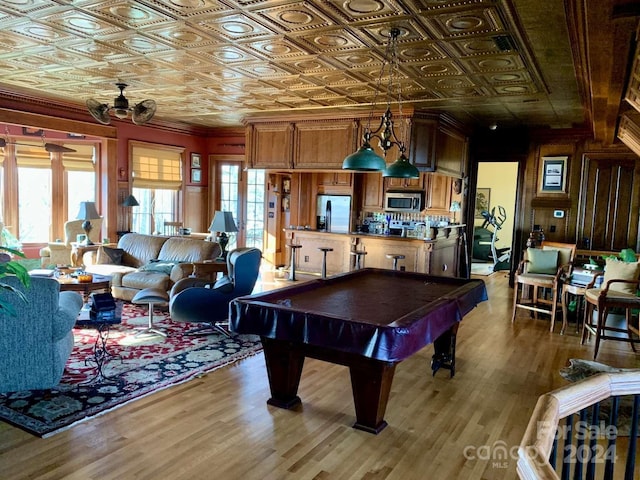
[219,164,240,251]
[129,141,183,235]
[245,169,265,250]
[64,145,97,220]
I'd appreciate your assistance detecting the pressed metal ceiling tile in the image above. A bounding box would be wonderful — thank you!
[0,0,585,129]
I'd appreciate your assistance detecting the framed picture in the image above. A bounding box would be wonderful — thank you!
[191,153,201,168]
[540,156,567,192]
[191,168,201,183]
[475,188,490,219]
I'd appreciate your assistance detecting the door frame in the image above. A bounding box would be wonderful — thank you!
[209,155,245,245]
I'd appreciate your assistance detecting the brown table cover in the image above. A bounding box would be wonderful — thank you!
[230,268,487,362]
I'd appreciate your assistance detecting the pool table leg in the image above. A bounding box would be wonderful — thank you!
[349,361,396,434]
[431,324,458,377]
[261,337,304,409]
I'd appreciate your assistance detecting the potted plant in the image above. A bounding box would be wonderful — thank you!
[0,246,30,316]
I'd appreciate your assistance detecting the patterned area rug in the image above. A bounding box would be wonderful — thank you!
[560,359,639,436]
[0,303,262,437]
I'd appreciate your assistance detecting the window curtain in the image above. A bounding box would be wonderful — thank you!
[61,144,95,171]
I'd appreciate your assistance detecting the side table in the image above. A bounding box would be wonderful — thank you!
[561,282,586,335]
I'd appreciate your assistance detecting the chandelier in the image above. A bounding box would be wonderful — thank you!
[342,27,419,178]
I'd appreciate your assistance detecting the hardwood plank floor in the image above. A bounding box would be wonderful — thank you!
[1,271,639,479]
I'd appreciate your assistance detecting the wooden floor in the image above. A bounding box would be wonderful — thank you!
[1,271,639,480]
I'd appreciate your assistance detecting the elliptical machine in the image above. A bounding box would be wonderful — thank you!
[480,206,511,271]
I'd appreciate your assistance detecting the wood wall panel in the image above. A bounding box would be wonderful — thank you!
[184,186,207,232]
[577,153,640,251]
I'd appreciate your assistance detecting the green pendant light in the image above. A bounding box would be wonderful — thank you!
[382,152,419,178]
[342,27,419,177]
[342,132,386,171]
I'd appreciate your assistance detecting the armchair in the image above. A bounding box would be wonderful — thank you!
[39,218,103,267]
[581,258,640,359]
[0,276,83,392]
[169,247,262,335]
[511,241,576,332]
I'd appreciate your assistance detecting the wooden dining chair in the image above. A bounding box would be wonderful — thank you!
[163,221,182,236]
[581,258,640,359]
[512,241,576,332]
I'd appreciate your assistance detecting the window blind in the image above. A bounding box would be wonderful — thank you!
[15,142,50,168]
[131,144,183,189]
[62,144,95,171]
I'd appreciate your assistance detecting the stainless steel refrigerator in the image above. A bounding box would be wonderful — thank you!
[317,195,351,233]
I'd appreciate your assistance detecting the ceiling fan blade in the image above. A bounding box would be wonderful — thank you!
[44,143,77,153]
[132,99,157,125]
[86,98,111,125]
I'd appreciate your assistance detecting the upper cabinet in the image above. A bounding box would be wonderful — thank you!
[409,118,438,172]
[384,174,425,190]
[247,122,293,169]
[245,112,468,177]
[293,120,357,169]
[435,124,468,177]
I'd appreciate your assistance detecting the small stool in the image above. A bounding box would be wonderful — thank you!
[131,288,169,337]
[318,247,333,278]
[287,243,302,281]
[386,253,405,271]
[350,250,367,270]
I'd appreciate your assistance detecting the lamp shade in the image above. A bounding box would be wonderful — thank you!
[208,211,238,233]
[122,194,139,207]
[342,140,386,172]
[76,201,101,220]
[382,154,420,178]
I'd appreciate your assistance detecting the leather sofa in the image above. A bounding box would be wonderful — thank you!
[84,232,222,301]
[0,276,83,392]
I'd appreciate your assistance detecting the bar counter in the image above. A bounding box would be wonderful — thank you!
[284,224,466,277]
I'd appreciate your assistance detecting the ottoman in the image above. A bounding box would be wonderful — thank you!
[131,288,169,337]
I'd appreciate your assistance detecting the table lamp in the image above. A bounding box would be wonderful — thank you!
[76,201,101,245]
[449,201,461,224]
[209,211,238,260]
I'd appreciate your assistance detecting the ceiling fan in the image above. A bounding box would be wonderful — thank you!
[0,134,76,153]
[86,82,157,125]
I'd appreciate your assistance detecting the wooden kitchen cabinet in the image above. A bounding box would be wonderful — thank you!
[425,173,452,212]
[385,174,425,190]
[247,122,293,169]
[428,233,458,277]
[317,172,353,186]
[293,120,357,169]
[409,118,438,171]
[362,172,384,210]
[435,125,467,177]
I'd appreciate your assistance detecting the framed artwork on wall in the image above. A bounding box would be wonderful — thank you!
[191,168,201,183]
[191,153,201,168]
[475,188,491,218]
[539,156,568,193]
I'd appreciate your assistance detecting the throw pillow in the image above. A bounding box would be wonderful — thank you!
[97,246,125,265]
[603,258,640,295]
[526,248,559,274]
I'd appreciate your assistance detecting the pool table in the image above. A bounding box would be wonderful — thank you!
[230,268,488,433]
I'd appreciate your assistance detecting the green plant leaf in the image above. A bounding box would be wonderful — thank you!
[619,248,637,262]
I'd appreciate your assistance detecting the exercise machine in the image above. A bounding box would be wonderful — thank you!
[479,206,511,271]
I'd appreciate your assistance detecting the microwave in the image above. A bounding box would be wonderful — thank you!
[384,191,423,213]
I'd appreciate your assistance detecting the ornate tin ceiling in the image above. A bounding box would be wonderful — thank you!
[0,0,586,130]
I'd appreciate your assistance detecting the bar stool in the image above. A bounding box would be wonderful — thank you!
[286,243,302,281]
[350,250,367,270]
[386,253,405,271]
[318,247,333,278]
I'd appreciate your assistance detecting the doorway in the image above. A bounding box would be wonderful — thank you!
[471,162,518,275]
[211,157,265,254]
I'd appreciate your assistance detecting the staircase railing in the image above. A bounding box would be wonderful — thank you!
[517,371,640,479]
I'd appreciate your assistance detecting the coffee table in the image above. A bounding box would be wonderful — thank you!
[56,274,111,303]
